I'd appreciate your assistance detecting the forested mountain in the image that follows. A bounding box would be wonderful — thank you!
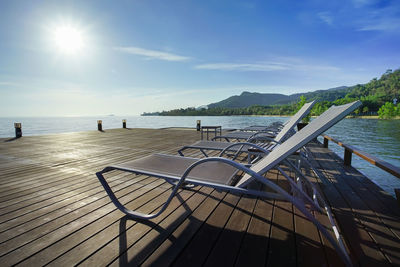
[142,69,400,116]
[209,86,349,108]
[208,92,290,108]
[287,86,350,103]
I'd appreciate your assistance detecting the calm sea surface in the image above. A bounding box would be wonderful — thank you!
[1,116,399,196]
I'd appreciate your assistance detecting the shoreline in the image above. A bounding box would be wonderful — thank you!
[144,114,400,119]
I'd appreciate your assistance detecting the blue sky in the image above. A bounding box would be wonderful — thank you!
[1,0,399,116]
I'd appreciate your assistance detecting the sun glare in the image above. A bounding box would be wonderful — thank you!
[52,25,84,54]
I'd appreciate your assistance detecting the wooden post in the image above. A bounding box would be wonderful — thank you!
[97,120,102,131]
[395,189,400,207]
[196,120,201,131]
[122,119,126,129]
[344,148,352,166]
[14,123,22,138]
[323,137,329,148]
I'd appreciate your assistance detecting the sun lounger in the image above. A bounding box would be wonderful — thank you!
[240,121,284,132]
[96,100,360,266]
[213,100,315,142]
[178,139,277,164]
[178,101,316,159]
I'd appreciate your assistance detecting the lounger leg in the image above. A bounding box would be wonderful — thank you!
[253,170,352,266]
[200,149,209,157]
[96,168,182,220]
[277,159,352,266]
[165,178,197,189]
[178,147,209,158]
[178,148,185,156]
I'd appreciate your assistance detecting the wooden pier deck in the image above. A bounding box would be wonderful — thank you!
[1,128,400,266]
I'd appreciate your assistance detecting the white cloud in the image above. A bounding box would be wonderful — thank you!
[317,12,334,26]
[195,60,340,72]
[114,46,191,62]
[0,81,20,87]
[352,0,378,8]
[355,2,400,32]
[358,17,400,32]
[195,62,289,72]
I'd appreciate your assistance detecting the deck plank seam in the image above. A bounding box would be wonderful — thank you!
[0,172,146,225]
[45,184,185,266]
[309,145,391,264]
[0,177,165,262]
[0,173,150,241]
[108,186,214,266]
[5,178,171,266]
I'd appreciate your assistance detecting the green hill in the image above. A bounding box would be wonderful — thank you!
[208,86,350,108]
[142,69,400,116]
[208,92,290,108]
[287,86,350,103]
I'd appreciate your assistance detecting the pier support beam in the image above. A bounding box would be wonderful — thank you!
[344,148,352,166]
[196,120,201,131]
[323,137,329,148]
[395,189,400,207]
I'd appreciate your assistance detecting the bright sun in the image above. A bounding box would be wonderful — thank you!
[52,25,84,54]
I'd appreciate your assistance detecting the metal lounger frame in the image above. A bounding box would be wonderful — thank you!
[178,139,280,160]
[96,150,351,266]
[96,101,362,266]
[212,100,316,143]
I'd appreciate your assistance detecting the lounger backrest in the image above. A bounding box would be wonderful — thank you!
[237,100,362,187]
[274,100,316,143]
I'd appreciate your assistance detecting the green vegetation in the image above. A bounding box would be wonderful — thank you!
[296,95,310,122]
[142,69,400,119]
[207,92,289,108]
[378,102,400,119]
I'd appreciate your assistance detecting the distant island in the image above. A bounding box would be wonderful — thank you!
[142,69,400,119]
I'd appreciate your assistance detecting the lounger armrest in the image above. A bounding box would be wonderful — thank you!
[218,142,271,158]
[185,157,320,212]
[211,136,230,142]
[248,135,281,144]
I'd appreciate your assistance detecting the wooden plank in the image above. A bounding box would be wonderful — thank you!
[140,190,227,266]
[203,193,258,266]
[276,163,329,266]
[307,142,391,266]
[47,187,199,266]
[0,173,149,243]
[319,149,400,264]
[264,168,297,267]
[0,177,166,265]
[298,154,347,267]
[234,192,274,267]
[171,193,241,266]
[20,186,197,266]
[97,187,214,266]
[0,128,399,266]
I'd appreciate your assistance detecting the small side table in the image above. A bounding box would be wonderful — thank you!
[201,126,222,140]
